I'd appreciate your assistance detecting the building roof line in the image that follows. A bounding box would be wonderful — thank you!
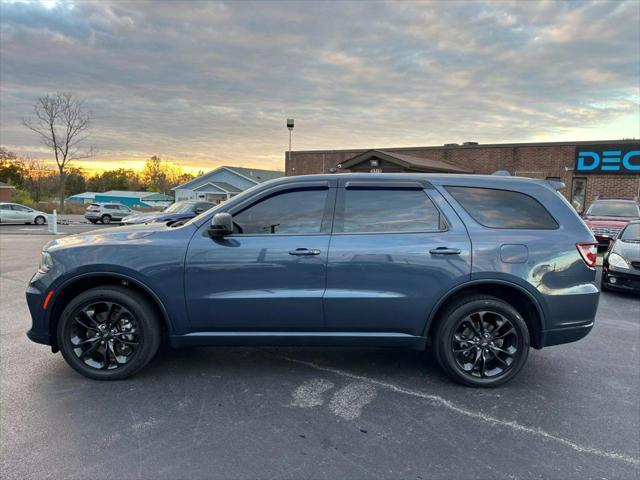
[288,139,639,155]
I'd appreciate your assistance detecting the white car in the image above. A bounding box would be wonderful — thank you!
[0,203,48,225]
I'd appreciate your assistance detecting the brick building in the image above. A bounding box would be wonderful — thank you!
[285,139,640,212]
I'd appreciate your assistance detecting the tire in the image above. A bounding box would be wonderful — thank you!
[101,214,111,224]
[433,295,530,387]
[57,286,161,380]
[34,215,46,225]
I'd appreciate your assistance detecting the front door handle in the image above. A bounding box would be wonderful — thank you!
[429,247,461,255]
[289,248,321,256]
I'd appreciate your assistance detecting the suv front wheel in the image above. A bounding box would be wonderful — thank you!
[434,295,530,387]
[57,286,161,380]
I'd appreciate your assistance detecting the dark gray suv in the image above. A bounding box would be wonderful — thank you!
[27,174,600,387]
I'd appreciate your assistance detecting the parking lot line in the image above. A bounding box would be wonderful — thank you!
[274,353,640,467]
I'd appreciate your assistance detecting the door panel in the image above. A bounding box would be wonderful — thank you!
[324,186,471,335]
[185,233,330,331]
[184,183,336,332]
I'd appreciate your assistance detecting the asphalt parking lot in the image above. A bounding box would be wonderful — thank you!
[1,231,638,479]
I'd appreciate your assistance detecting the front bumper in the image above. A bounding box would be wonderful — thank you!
[25,284,53,346]
[602,268,640,293]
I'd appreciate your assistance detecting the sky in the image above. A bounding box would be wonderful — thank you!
[0,0,639,174]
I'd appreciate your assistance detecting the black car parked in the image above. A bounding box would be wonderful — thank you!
[602,220,640,293]
[121,200,215,226]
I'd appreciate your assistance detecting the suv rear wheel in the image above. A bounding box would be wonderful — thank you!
[434,295,530,387]
[57,286,161,380]
[101,214,111,224]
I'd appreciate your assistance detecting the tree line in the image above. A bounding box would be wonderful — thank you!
[0,147,196,206]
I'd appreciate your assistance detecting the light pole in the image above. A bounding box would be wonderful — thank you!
[287,118,294,171]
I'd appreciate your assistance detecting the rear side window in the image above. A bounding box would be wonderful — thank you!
[446,186,558,229]
[335,188,443,233]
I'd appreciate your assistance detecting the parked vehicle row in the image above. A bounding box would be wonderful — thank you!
[0,203,48,224]
[84,200,215,225]
[27,173,600,387]
[582,196,640,248]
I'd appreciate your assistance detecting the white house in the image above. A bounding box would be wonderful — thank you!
[172,166,283,204]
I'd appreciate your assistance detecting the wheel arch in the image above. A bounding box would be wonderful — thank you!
[47,272,173,349]
[424,280,546,349]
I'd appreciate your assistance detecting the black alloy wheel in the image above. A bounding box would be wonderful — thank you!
[451,310,519,379]
[434,295,529,387]
[58,286,161,380]
[68,301,140,370]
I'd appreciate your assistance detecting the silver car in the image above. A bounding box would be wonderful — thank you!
[0,203,48,225]
[84,202,133,224]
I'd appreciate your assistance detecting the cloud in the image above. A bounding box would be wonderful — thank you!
[0,0,638,171]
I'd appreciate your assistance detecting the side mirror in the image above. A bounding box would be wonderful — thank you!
[208,212,233,237]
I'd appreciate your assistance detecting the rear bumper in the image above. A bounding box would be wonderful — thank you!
[541,321,594,347]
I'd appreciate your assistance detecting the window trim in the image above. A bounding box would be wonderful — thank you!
[332,186,449,235]
[228,185,336,237]
[444,185,560,230]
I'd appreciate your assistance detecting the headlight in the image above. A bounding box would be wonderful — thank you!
[38,251,54,274]
[608,253,629,269]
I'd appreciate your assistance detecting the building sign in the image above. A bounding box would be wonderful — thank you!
[575,144,640,174]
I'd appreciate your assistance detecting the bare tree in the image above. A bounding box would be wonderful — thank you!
[23,93,95,212]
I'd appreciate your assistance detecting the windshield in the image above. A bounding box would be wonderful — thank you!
[162,201,196,214]
[620,223,640,241]
[586,202,640,217]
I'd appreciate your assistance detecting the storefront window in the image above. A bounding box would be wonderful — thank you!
[571,178,587,213]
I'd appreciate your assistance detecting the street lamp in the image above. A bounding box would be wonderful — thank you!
[287,118,294,171]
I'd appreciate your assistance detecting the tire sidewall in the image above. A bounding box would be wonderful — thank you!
[57,287,159,380]
[101,215,111,224]
[437,298,530,387]
[34,216,46,225]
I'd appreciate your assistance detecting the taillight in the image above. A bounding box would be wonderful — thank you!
[576,242,598,268]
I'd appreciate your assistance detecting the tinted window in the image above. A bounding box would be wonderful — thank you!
[336,188,442,233]
[234,188,328,234]
[0,204,11,210]
[12,205,31,212]
[586,202,639,217]
[446,186,558,229]
[620,223,640,241]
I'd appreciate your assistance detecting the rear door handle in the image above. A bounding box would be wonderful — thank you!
[289,248,321,256]
[429,247,461,255]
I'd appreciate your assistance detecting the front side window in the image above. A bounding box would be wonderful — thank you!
[446,186,558,229]
[335,188,443,233]
[12,205,31,212]
[233,188,329,234]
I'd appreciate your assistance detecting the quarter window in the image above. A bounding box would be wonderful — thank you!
[233,188,329,234]
[335,188,443,233]
[446,186,558,229]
